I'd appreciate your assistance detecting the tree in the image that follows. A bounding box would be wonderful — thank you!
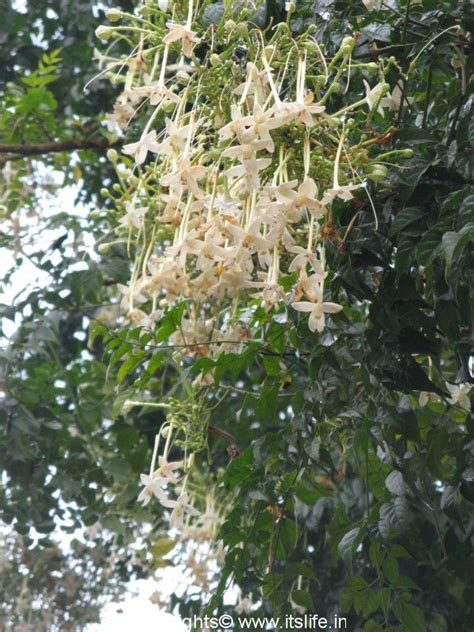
[1,1,473,631]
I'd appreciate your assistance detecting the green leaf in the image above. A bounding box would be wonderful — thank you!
[305,436,321,462]
[291,590,314,611]
[397,603,426,631]
[382,556,399,583]
[338,527,361,565]
[287,562,317,580]
[389,207,424,237]
[442,224,474,281]
[262,572,283,597]
[151,537,177,560]
[117,352,145,384]
[416,226,442,266]
[263,354,281,376]
[385,470,406,496]
[440,484,457,509]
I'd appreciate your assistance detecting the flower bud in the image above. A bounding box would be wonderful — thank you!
[285,2,296,12]
[368,164,388,182]
[210,53,221,67]
[100,187,110,197]
[105,8,122,22]
[341,36,355,49]
[401,148,414,157]
[224,19,236,31]
[236,23,249,39]
[106,148,118,163]
[98,243,110,254]
[95,25,113,40]
[176,71,190,84]
[263,45,275,59]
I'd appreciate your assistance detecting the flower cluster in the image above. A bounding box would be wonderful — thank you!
[96,1,403,345]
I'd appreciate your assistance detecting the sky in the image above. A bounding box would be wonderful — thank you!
[87,579,187,632]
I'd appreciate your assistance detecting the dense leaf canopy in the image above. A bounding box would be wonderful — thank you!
[0,1,473,631]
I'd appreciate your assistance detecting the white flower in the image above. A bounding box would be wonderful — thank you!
[135,81,181,107]
[292,285,342,332]
[273,178,326,218]
[446,383,471,411]
[137,472,169,506]
[164,23,200,58]
[158,0,170,11]
[362,0,377,10]
[155,456,184,484]
[322,183,360,204]
[155,118,192,156]
[280,94,325,128]
[286,245,325,276]
[380,82,415,112]
[363,80,390,117]
[123,130,160,164]
[290,596,307,615]
[160,157,208,197]
[418,391,441,407]
[162,491,200,529]
[118,202,148,230]
[235,594,254,615]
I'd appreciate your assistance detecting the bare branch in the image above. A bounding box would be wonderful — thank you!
[0,138,117,158]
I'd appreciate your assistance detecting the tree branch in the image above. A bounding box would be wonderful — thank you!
[0,137,117,157]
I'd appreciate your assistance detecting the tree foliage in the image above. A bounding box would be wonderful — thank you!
[0,1,473,631]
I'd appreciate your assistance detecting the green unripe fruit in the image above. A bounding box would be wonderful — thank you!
[224,19,236,31]
[112,183,122,192]
[210,53,221,67]
[98,244,110,254]
[401,149,414,158]
[100,187,110,197]
[365,63,378,71]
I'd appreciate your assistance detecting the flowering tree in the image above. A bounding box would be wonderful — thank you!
[1,1,473,630]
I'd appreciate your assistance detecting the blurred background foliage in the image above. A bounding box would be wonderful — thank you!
[0,0,473,630]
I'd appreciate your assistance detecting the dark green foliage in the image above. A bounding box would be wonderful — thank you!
[0,1,473,631]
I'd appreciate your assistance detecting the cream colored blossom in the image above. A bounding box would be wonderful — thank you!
[123,130,160,164]
[164,23,200,58]
[446,383,472,411]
